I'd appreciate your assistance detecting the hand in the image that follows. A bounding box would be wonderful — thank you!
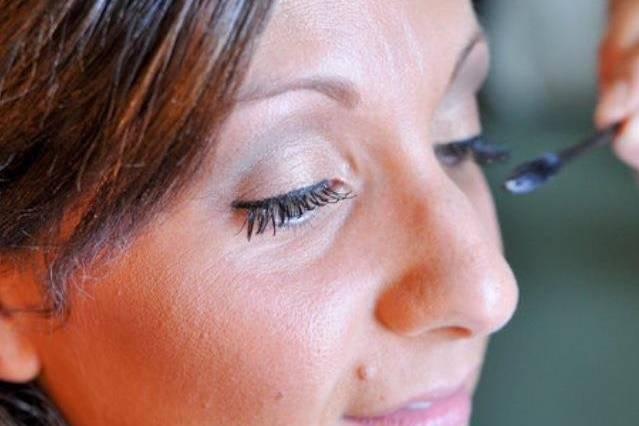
[596,0,639,170]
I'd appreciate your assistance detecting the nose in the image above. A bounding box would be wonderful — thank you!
[374,171,519,339]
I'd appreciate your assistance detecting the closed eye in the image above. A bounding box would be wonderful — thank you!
[434,135,510,167]
[232,179,354,241]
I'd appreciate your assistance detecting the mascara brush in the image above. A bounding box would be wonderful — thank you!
[503,123,621,194]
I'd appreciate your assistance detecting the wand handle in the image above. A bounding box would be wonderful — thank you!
[558,123,620,164]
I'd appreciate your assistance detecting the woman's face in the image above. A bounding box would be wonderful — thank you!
[18,0,518,424]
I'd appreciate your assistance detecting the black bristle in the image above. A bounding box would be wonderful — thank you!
[503,153,562,194]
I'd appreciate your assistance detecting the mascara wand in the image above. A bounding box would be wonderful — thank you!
[503,123,621,194]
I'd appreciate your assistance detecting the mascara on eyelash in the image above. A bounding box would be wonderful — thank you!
[435,135,510,166]
[232,179,354,241]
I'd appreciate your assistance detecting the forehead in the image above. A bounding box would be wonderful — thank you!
[244,0,479,107]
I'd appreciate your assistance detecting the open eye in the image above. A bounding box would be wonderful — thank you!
[434,135,510,167]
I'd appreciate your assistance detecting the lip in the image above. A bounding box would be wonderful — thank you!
[342,373,475,426]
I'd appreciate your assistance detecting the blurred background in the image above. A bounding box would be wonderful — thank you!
[472,1,639,425]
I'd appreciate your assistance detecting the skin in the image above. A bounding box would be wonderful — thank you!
[0,1,521,425]
[597,0,639,170]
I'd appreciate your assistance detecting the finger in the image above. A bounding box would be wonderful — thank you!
[595,79,630,129]
[619,45,639,108]
[595,43,639,129]
[595,3,639,128]
[595,36,629,128]
[613,111,639,170]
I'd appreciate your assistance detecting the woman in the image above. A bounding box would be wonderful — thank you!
[0,0,630,425]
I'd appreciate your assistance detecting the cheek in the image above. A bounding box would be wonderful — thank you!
[39,222,361,425]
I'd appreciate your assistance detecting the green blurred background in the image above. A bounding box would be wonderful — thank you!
[472,1,639,425]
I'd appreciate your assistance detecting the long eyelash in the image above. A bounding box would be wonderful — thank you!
[435,135,510,166]
[232,179,354,241]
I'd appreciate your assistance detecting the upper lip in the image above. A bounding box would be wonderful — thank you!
[343,369,476,419]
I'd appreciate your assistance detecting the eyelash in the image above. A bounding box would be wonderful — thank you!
[232,179,354,241]
[434,135,510,167]
[232,135,507,241]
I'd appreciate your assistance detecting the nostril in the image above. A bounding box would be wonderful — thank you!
[444,326,473,339]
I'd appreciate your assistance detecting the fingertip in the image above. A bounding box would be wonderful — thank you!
[614,114,639,169]
[594,107,615,130]
[595,81,630,129]
[595,102,623,130]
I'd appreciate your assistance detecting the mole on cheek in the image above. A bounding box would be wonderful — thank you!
[355,364,376,381]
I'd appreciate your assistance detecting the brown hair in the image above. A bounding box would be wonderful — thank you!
[0,0,273,424]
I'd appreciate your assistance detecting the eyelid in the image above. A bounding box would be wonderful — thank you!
[232,180,343,209]
[450,31,487,86]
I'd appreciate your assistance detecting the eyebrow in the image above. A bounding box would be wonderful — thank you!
[237,76,360,109]
[236,29,486,109]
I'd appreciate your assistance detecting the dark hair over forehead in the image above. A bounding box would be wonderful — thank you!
[0,0,274,317]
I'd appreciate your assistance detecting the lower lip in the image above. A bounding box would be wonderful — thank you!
[343,387,472,426]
